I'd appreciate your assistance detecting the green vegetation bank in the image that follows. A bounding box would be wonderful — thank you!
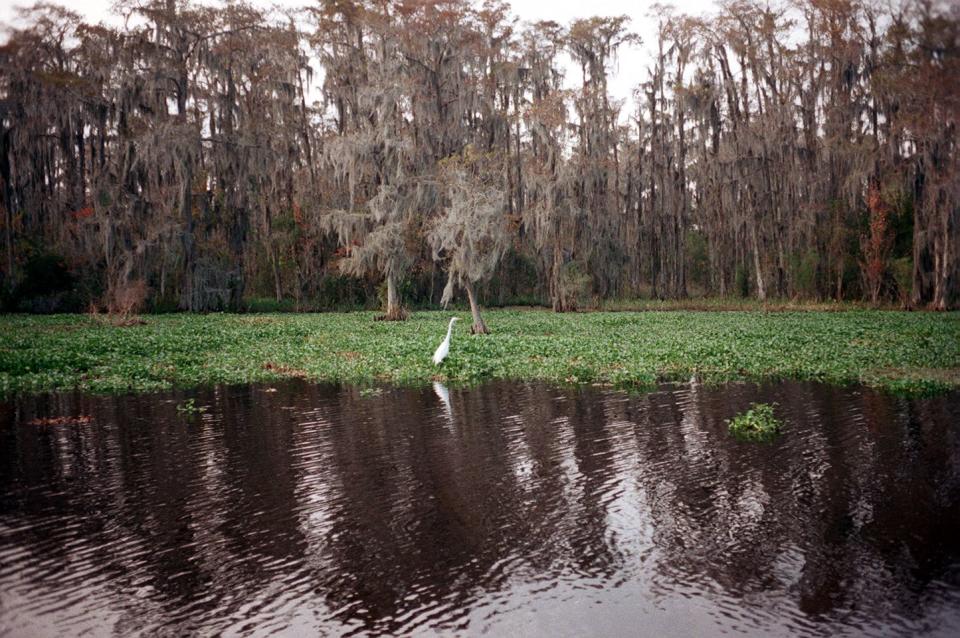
[1,310,958,398]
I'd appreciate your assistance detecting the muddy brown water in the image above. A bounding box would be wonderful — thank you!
[1,380,959,637]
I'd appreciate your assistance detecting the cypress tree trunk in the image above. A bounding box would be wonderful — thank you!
[382,273,407,321]
[464,280,488,334]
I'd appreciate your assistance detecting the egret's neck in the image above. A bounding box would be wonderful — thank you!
[446,320,456,340]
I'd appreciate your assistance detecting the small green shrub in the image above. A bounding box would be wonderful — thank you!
[246,297,297,313]
[891,257,912,306]
[558,261,592,310]
[728,402,783,440]
[176,398,205,415]
[686,229,710,292]
[486,247,541,306]
[316,274,374,310]
[734,265,750,298]
[11,250,80,313]
[791,250,821,299]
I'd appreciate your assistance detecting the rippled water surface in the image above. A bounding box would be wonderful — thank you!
[2,380,960,636]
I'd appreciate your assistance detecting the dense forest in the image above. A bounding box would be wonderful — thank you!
[0,0,958,324]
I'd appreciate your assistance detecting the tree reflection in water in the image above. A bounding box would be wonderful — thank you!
[1,380,958,636]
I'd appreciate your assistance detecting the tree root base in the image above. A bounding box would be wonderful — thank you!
[375,308,409,321]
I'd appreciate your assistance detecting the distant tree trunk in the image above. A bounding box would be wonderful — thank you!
[551,224,566,312]
[933,245,947,310]
[912,173,935,308]
[1,160,11,292]
[228,234,245,311]
[2,199,10,292]
[751,224,766,300]
[0,123,11,291]
[464,280,489,334]
[382,272,406,321]
[271,247,282,303]
[179,161,196,311]
[932,202,956,310]
[159,247,167,300]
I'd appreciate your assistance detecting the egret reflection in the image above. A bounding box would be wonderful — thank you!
[432,381,453,423]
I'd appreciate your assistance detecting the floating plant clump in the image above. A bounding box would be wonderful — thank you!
[728,402,783,441]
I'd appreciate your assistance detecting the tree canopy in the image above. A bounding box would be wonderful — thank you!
[1,0,957,315]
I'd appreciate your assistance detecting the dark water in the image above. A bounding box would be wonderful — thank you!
[1,380,959,637]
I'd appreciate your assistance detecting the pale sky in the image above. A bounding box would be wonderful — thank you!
[0,0,721,110]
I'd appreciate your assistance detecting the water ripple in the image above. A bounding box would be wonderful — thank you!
[1,380,959,636]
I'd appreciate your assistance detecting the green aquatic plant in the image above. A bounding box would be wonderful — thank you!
[0,310,957,397]
[176,398,204,415]
[728,402,783,441]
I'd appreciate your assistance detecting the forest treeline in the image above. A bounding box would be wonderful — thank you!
[1,0,958,326]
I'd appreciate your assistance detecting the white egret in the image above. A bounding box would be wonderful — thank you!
[432,317,460,365]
